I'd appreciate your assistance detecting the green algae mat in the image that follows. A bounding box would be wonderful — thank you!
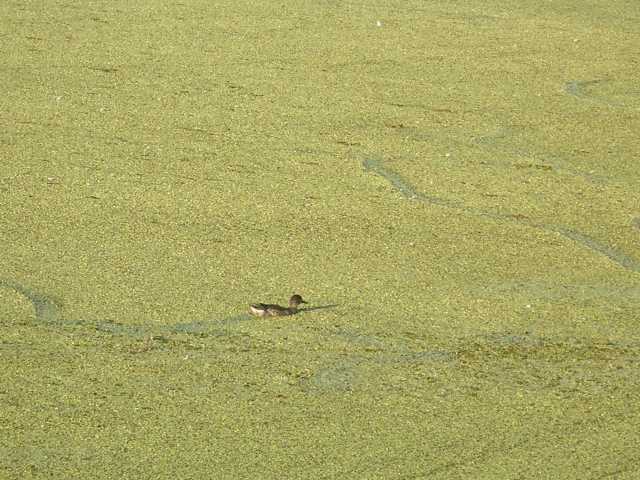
[2,1,640,478]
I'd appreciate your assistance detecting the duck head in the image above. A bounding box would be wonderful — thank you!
[289,294,307,308]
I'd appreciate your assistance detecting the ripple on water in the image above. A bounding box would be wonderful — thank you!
[301,362,358,393]
[171,314,254,335]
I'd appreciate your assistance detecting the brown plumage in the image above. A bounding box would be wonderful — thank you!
[249,294,307,317]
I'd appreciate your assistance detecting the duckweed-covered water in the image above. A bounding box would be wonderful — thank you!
[2,1,639,478]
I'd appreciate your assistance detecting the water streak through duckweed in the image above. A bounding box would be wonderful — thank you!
[0,279,61,323]
[362,157,640,274]
[564,79,624,108]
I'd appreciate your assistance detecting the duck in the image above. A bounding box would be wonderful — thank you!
[249,294,307,317]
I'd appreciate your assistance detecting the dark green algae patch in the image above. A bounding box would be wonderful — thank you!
[2,0,640,478]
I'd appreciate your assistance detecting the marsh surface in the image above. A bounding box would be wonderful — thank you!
[2,0,639,478]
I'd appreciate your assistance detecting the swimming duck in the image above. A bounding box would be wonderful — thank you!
[249,294,307,317]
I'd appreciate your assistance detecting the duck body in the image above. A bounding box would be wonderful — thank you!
[249,294,307,317]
